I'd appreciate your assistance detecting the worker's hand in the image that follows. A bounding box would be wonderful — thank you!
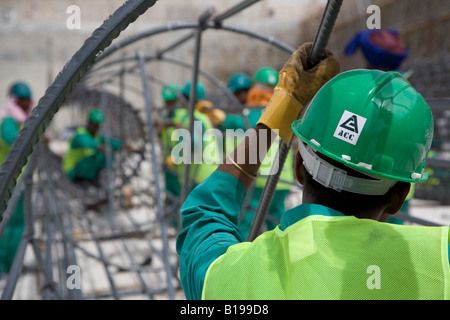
[195,100,226,127]
[257,42,340,143]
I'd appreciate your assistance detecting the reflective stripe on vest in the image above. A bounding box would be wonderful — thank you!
[62,127,101,173]
[202,215,450,299]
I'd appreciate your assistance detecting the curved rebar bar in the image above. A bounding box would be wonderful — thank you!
[137,50,176,299]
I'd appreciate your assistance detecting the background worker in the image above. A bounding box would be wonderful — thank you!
[216,72,252,130]
[227,72,252,106]
[177,42,448,300]
[196,68,295,238]
[345,28,413,224]
[159,83,185,201]
[344,28,409,71]
[177,81,222,191]
[63,108,143,208]
[208,73,251,161]
[0,81,35,272]
[62,108,121,186]
[62,109,142,186]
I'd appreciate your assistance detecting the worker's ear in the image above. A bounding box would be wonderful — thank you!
[384,182,411,214]
[294,152,305,185]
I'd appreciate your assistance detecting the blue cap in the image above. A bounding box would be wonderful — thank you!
[345,29,409,70]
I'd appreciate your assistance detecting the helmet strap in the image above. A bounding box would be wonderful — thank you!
[299,142,397,195]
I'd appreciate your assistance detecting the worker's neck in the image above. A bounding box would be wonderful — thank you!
[302,194,386,222]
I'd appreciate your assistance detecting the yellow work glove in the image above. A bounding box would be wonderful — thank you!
[257,42,340,143]
[195,100,226,127]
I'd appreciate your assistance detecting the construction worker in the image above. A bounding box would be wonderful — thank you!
[62,108,119,185]
[159,83,184,200]
[345,28,409,71]
[0,81,34,272]
[227,72,252,105]
[177,42,449,300]
[62,109,142,186]
[345,28,412,224]
[214,73,251,156]
[177,81,222,191]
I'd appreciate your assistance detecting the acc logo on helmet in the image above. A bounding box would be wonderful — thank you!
[333,110,367,145]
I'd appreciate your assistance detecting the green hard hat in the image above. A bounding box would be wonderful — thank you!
[9,81,32,98]
[182,81,205,100]
[253,67,278,87]
[88,108,105,124]
[292,69,433,185]
[161,83,180,101]
[228,73,252,93]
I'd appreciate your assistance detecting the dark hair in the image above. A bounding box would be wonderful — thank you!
[302,152,399,216]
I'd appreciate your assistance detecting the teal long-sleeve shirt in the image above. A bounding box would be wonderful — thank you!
[176,170,245,300]
[176,170,347,300]
[1,117,20,146]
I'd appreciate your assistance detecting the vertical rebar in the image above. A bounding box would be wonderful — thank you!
[101,81,116,226]
[180,7,215,204]
[137,50,175,299]
[248,0,343,241]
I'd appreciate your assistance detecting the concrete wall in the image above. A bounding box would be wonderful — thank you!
[0,0,326,108]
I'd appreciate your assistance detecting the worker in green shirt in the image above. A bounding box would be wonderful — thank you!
[176,81,222,191]
[0,81,34,273]
[62,109,142,186]
[159,83,185,200]
[177,42,450,300]
[212,73,251,156]
[62,109,121,185]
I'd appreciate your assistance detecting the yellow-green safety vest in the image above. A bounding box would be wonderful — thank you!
[255,143,294,190]
[180,109,220,184]
[160,108,188,158]
[202,215,450,299]
[62,127,102,174]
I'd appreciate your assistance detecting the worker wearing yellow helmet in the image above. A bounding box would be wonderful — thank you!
[177,42,450,300]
